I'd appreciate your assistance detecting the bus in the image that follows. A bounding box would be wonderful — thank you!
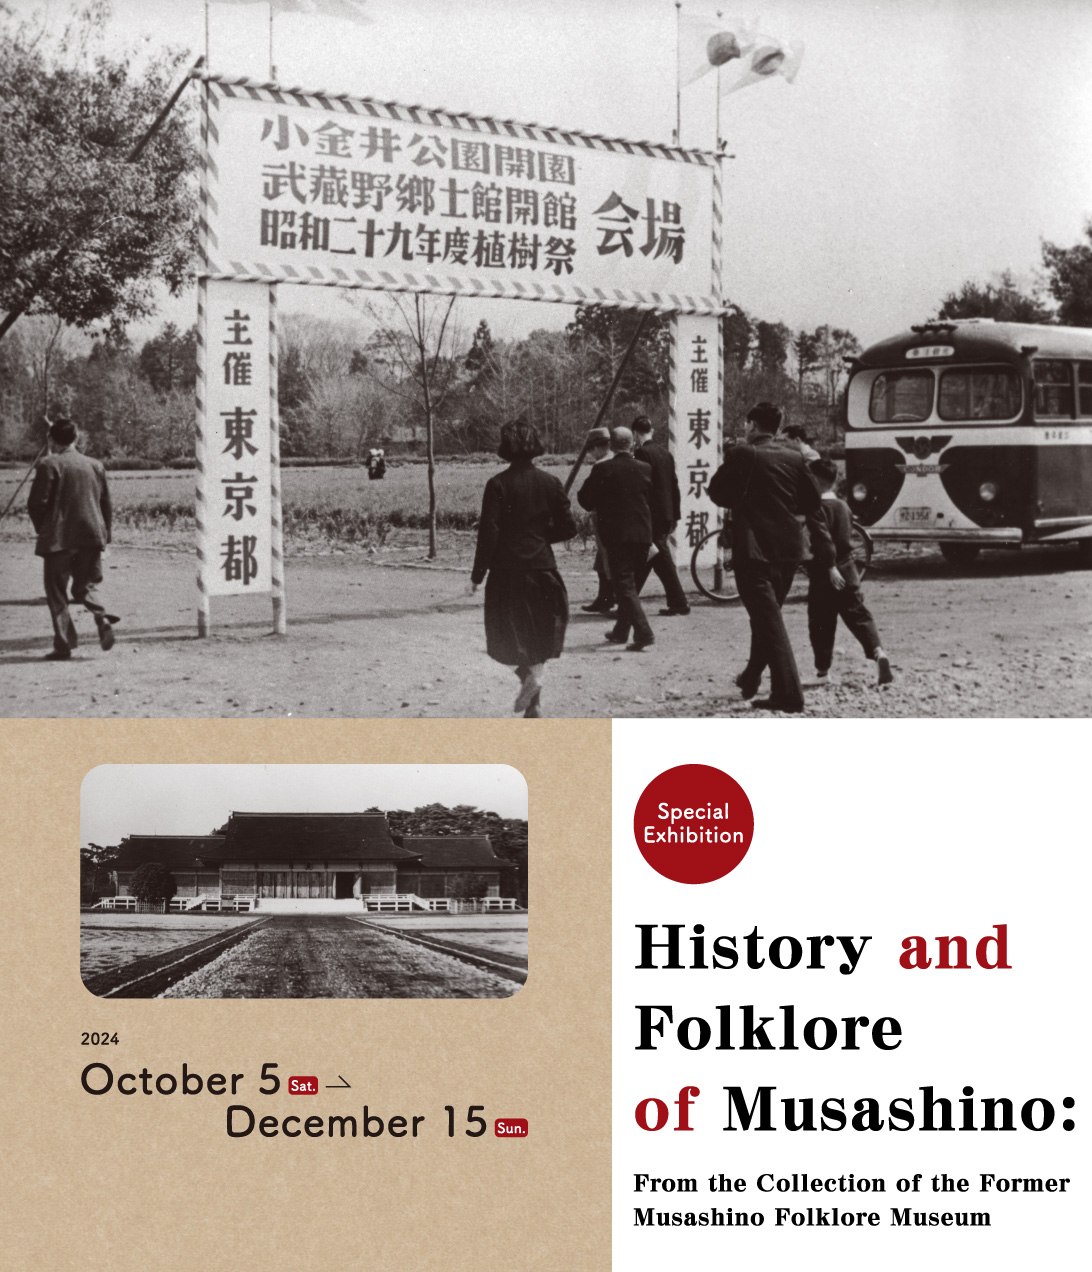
[844,318,1092,567]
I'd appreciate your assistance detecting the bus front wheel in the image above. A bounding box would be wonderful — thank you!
[940,543,981,568]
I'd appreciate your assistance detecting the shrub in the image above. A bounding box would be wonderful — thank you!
[128,862,177,906]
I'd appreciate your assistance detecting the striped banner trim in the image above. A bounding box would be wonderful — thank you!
[194,274,209,635]
[269,284,286,633]
[200,257,724,315]
[193,70,717,165]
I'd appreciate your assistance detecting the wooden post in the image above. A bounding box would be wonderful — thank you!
[195,274,211,637]
[269,283,286,635]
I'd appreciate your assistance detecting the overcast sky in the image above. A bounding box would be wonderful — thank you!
[81,764,528,844]
[14,0,1092,348]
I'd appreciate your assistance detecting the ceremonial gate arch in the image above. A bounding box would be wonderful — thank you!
[195,70,725,634]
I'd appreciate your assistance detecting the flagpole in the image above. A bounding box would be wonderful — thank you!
[204,0,210,71]
[674,0,682,146]
[269,2,275,81]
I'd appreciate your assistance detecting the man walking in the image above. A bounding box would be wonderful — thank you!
[707,402,835,712]
[577,426,655,652]
[27,417,119,660]
[580,426,617,614]
[631,415,690,616]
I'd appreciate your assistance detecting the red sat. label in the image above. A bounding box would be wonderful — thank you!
[495,1118,528,1137]
[288,1076,318,1094]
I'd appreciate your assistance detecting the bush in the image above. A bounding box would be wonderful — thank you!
[128,862,176,906]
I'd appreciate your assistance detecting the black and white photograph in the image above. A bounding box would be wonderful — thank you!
[2,0,1091,718]
[80,763,529,997]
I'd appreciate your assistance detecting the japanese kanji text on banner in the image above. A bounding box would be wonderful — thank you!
[202,75,718,313]
[198,279,273,598]
[672,313,722,568]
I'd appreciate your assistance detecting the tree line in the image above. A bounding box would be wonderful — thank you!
[6,2,1092,467]
[0,301,866,461]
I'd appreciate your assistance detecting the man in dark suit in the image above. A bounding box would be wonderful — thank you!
[27,417,119,660]
[577,426,655,651]
[632,415,690,616]
[707,402,836,712]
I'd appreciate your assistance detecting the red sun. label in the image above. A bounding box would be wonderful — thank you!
[633,764,754,884]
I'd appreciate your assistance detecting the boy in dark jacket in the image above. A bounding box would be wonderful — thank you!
[807,459,892,686]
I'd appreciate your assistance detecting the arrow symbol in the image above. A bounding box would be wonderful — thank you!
[325,1075,351,1089]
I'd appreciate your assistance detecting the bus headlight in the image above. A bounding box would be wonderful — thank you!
[978,481,999,502]
[851,482,868,502]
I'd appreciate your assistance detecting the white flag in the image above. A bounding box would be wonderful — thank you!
[678,13,757,87]
[215,0,373,24]
[720,35,804,95]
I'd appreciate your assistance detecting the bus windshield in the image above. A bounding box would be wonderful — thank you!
[939,367,1022,421]
[869,370,933,423]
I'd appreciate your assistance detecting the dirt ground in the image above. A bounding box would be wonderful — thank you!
[158,915,520,998]
[3,539,1091,717]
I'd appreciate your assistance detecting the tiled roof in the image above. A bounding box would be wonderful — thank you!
[400,836,501,870]
[222,812,420,862]
[114,836,226,869]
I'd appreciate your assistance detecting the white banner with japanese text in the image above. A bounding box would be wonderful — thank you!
[671,312,722,569]
[202,75,718,313]
[199,278,273,597]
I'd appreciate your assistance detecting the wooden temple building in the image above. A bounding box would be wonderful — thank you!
[103,812,520,913]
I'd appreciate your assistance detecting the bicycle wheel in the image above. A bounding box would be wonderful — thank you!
[849,522,873,580]
[690,527,739,602]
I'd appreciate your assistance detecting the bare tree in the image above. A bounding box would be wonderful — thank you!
[21,314,71,416]
[352,293,461,558]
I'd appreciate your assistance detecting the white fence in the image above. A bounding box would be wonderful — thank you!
[92,894,518,915]
[92,896,256,913]
[362,894,521,914]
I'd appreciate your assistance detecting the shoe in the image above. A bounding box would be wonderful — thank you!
[523,690,543,718]
[513,672,541,713]
[626,641,654,652]
[751,697,804,713]
[735,670,761,700]
[97,620,115,652]
[877,654,893,686]
[604,631,627,644]
[658,606,691,616]
[582,600,612,613]
[814,669,830,684]
[44,649,72,661]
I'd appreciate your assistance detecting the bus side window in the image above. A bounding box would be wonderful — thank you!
[1078,362,1092,416]
[1033,360,1074,417]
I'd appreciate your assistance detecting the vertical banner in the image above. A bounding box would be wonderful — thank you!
[670,312,722,568]
[197,278,273,602]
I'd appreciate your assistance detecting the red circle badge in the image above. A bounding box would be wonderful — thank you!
[634,764,753,884]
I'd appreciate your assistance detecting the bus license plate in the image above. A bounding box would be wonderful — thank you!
[898,506,932,525]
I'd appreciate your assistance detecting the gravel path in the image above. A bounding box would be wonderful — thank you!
[159,916,521,998]
[3,540,1089,717]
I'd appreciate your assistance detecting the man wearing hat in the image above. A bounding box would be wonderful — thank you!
[580,426,616,613]
[577,425,655,651]
[27,417,120,660]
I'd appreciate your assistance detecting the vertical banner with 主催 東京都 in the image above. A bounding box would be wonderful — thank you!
[671,312,722,569]
[196,278,272,611]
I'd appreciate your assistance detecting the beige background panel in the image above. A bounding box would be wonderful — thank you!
[0,719,610,1272]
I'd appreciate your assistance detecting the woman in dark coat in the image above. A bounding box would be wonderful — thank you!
[471,420,577,717]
